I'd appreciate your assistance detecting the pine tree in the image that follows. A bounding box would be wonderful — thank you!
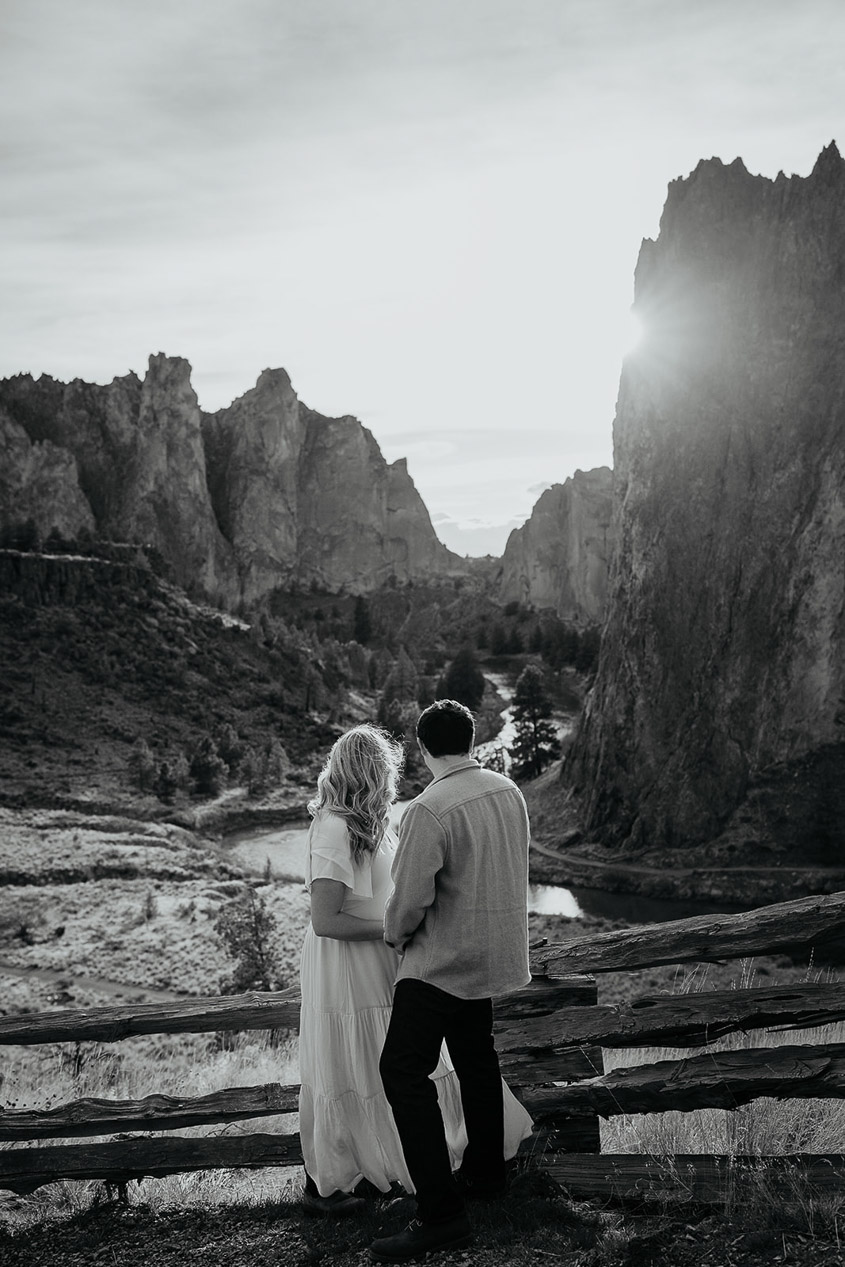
[127,737,156,792]
[437,646,485,711]
[215,723,245,777]
[154,760,181,803]
[490,623,507,656]
[190,736,228,795]
[240,745,264,797]
[264,737,289,785]
[505,625,524,654]
[508,663,560,781]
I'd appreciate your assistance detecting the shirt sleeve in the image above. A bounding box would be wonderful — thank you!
[305,811,373,897]
[384,801,446,951]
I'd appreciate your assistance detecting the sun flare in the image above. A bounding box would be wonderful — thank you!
[620,308,645,356]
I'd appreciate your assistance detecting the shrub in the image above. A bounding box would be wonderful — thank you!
[215,886,283,993]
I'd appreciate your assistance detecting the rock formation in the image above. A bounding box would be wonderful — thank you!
[499,468,614,624]
[0,357,236,602]
[0,356,463,605]
[201,367,306,604]
[567,143,845,864]
[0,410,94,542]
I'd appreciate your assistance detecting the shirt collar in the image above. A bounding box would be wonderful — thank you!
[429,757,481,785]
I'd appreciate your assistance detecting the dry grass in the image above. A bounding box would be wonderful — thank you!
[0,1027,302,1232]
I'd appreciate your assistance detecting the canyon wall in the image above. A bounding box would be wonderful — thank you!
[0,357,463,606]
[567,143,845,863]
[499,467,614,624]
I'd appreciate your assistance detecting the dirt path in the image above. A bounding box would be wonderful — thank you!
[531,839,845,879]
[0,959,186,1003]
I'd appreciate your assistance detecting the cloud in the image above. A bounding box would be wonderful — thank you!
[3,0,843,534]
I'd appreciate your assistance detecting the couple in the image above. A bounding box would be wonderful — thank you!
[298,698,534,1263]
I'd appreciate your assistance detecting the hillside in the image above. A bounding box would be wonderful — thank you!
[0,548,345,810]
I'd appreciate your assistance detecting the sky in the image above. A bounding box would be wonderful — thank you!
[2,1,844,555]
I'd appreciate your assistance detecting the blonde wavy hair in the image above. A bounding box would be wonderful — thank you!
[307,724,404,864]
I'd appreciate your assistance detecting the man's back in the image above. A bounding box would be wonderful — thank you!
[385,758,530,999]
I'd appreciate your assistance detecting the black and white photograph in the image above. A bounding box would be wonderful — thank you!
[1,3,844,1265]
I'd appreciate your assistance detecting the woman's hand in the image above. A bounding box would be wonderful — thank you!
[310,878,385,941]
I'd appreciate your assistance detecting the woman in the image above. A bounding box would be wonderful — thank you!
[298,723,533,1214]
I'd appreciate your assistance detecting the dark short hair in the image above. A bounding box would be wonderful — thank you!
[417,699,475,757]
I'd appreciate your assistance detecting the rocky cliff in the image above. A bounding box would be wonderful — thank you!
[499,468,614,623]
[0,357,463,605]
[567,143,845,864]
[0,410,94,542]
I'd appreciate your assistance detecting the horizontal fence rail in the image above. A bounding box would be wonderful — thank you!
[0,978,593,1047]
[530,890,845,977]
[0,1084,301,1142]
[495,982,845,1057]
[524,1043,845,1120]
[2,889,845,1198]
[0,1134,307,1194]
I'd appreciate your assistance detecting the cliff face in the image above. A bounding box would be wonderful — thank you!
[201,367,306,604]
[567,143,845,862]
[0,410,95,541]
[0,357,236,602]
[0,356,462,605]
[201,374,462,598]
[499,468,614,624]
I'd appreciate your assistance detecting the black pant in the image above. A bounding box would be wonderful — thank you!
[379,978,505,1223]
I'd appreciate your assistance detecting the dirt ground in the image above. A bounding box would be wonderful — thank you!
[2,1178,843,1267]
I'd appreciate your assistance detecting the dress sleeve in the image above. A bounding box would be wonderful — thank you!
[305,811,374,898]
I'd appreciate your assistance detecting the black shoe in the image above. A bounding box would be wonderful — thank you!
[302,1187,366,1217]
[454,1168,507,1200]
[369,1215,473,1262]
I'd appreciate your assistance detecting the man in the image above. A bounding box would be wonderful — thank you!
[369,698,531,1264]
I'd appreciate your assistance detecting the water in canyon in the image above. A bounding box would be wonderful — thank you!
[225,674,746,924]
[224,817,745,924]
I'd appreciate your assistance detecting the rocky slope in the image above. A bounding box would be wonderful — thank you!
[499,467,614,623]
[567,143,845,865]
[0,358,463,606]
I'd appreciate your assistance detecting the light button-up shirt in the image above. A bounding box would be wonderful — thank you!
[385,759,531,1000]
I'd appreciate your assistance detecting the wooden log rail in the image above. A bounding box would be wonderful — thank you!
[0,978,591,1046]
[495,982,845,1060]
[526,1042,845,1119]
[4,1141,843,1204]
[3,888,844,1048]
[3,890,845,1195]
[531,890,845,977]
[10,1032,845,1146]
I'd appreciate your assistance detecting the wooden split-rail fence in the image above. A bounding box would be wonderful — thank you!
[2,890,845,1205]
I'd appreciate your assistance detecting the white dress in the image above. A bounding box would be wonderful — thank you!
[298,809,534,1197]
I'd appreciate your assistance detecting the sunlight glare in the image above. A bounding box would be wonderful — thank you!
[621,308,645,356]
